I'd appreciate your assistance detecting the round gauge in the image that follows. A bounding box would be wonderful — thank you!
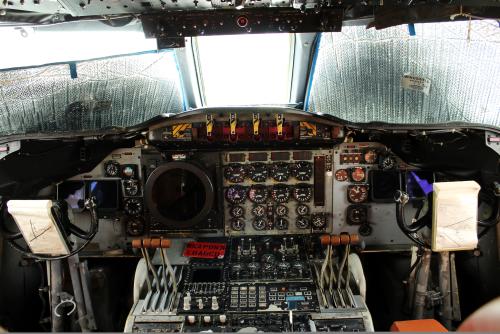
[346,205,367,225]
[124,198,143,216]
[247,262,261,272]
[252,218,267,231]
[296,204,310,216]
[123,179,140,197]
[271,184,290,203]
[347,185,369,203]
[247,162,268,182]
[359,224,373,236]
[122,165,136,179]
[248,185,269,204]
[270,162,290,182]
[293,184,313,202]
[262,262,274,271]
[230,205,245,218]
[261,253,276,263]
[275,217,289,230]
[379,155,397,171]
[335,169,349,182]
[311,214,327,228]
[292,261,305,271]
[363,149,378,164]
[251,205,266,217]
[225,185,247,204]
[230,218,245,231]
[291,161,313,181]
[275,204,288,217]
[231,263,246,273]
[104,160,120,177]
[278,261,291,271]
[224,163,246,183]
[296,216,310,229]
[126,218,145,236]
[350,167,366,183]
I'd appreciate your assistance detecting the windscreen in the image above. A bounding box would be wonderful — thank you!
[307,20,500,127]
[0,51,184,136]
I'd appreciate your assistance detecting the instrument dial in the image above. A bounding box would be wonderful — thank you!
[335,169,349,182]
[231,263,246,273]
[379,154,397,171]
[275,204,288,217]
[291,161,313,181]
[347,185,369,203]
[248,185,269,204]
[122,165,136,179]
[296,216,310,229]
[247,262,261,272]
[247,162,268,182]
[104,160,120,177]
[252,218,267,231]
[293,184,313,202]
[225,185,247,204]
[123,179,140,197]
[350,167,366,183]
[292,261,305,271]
[363,149,378,164]
[275,217,289,230]
[262,262,274,271]
[296,204,310,216]
[230,205,245,218]
[230,218,245,231]
[346,205,368,225]
[224,163,246,183]
[126,218,145,236]
[271,184,290,203]
[124,198,143,216]
[252,205,266,217]
[270,162,290,182]
[261,253,275,263]
[278,261,291,271]
[311,214,327,228]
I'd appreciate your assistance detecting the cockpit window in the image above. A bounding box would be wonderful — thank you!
[307,20,500,127]
[195,33,294,106]
[0,51,184,136]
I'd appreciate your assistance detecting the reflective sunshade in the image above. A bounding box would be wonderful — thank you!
[307,21,500,128]
[0,51,184,136]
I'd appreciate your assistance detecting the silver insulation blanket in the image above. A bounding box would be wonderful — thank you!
[307,21,500,127]
[0,51,183,136]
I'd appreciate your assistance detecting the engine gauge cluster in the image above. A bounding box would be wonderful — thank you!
[223,150,332,235]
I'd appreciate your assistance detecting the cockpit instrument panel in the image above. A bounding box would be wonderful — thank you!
[222,150,333,236]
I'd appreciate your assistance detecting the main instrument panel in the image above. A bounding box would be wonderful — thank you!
[52,112,435,333]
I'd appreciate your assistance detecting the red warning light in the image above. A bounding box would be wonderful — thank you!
[236,16,249,28]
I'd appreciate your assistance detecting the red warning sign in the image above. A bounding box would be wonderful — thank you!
[183,242,226,259]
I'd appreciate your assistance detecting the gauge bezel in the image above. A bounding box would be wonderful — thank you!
[224,163,246,183]
[145,161,214,228]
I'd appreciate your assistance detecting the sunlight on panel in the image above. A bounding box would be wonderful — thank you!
[196,34,293,106]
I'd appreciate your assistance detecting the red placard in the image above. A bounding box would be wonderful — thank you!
[183,242,226,259]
